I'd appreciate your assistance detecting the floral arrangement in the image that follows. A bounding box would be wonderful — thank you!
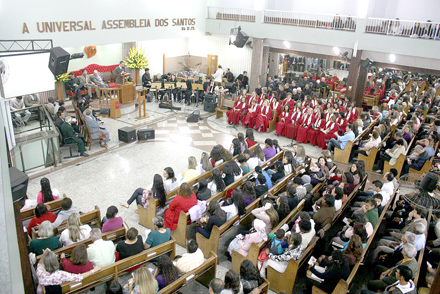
[54,72,71,83]
[125,46,149,70]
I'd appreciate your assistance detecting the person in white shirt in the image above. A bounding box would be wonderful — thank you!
[212,65,224,83]
[163,167,179,194]
[221,189,246,220]
[176,239,205,273]
[87,228,115,268]
[59,213,92,246]
[10,96,31,125]
[382,172,395,196]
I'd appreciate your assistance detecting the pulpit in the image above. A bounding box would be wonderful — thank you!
[117,82,135,104]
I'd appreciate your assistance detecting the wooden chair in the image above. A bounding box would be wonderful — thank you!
[268,109,277,132]
[80,115,107,150]
[61,239,176,293]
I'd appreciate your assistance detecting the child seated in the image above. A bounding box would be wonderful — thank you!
[268,229,289,255]
[329,169,343,183]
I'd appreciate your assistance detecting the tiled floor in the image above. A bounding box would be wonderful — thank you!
[25,99,384,294]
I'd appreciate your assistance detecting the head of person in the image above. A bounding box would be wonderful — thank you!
[403,231,415,245]
[332,186,343,200]
[318,156,327,168]
[372,180,383,192]
[224,270,240,293]
[126,227,138,241]
[105,281,125,294]
[264,202,279,227]
[373,194,383,207]
[324,194,335,208]
[299,219,312,233]
[40,177,54,203]
[156,255,179,286]
[106,205,118,220]
[70,243,89,266]
[151,216,165,231]
[187,239,198,254]
[35,203,49,218]
[119,61,125,68]
[245,128,255,141]
[231,189,246,216]
[240,259,262,283]
[38,220,54,238]
[291,232,302,248]
[67,213,84,242]
[188,156,197,170]
[43,250,60,273]
[179,182,193,198]
[396,265,413,283]
[163,167,176,182]
[209,200,227,221]
[90,228,102,242]
[413,223,426,235]
[344,172,354,184]
[82,69,87,75]
[134,267,158,294]
[61,197,73,211]
[331,250,346,267]
[365,198,376,211]
[209,278,224,294]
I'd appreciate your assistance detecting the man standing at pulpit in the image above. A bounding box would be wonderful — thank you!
[115,61,127,84]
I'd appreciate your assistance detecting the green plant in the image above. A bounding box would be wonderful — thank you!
[125,47,149,70]
[54,72,70,83]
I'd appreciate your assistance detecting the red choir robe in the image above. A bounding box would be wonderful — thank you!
[243,104,260,128]
[346,108,358,124]
[317,121,339,149]
[337,117,348,135]
[227,100,247,125]
[296,113,315,143]
[285,112,303,140]
[307,117,326,146]
[275,110,291,136]
[270,99,281,117]
[247,95,259,106]
[310,99,318,108]
[282,97,294,109]
[254,105,273,132]
[325,112,334,121]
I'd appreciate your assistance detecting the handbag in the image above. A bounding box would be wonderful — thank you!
[257,247,270,271]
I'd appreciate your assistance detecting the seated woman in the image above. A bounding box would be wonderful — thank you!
[309,163,326,186]
[240,260,264,294]
[145,216,171,249]
[332,214,371,247]
[101,206,124,233]
[164,183,197,231]
[37,177,61,204]
[59,213,92,247]
[163,167,179,194]
[61,244,93,274]
[222,189,246,220]
[208,169,226,196]
[116,227,144,260]
[237,154,250,175]
[244,149,262,171]
[196,178,211,201]
[127,267,158,294]
[254,99,273,132]
[350,163,363,186]
[183,156,201,182]
[237,132,248,152]
[29,221,62,255]
[245,128,257,148]
[285,106,303,140]
[296,107,315,143]
[27,203,57,235]
[270,161,285,183]
[307,113,326,146]
[223,269,243,294]
[306,250,350,293]
[294,145,307,167]
[275,104,291,136]
[283,151,296,175]
[253,145,266,163]
[317,115,339,149]
[350,130,381,162]
[37,249,99,294]
[317,156,330,180]
[195,200,227,238]
[223,161,243,186]
[227,94,247,125]
[122,174,167,215]
[242,181,258,207]
[243,98,260,129]
[251,202,279,234]
[209,145,224,167]
[154,255,179,290]
[230,138,242,157]
[199,152,213,174]
[259,233,303,277]
[227,219,268,257]
[340,172,356,196]
[275,196,291,222]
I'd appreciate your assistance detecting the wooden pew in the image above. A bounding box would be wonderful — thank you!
[196,170,297,259]
[36,226,127,263]
[31,206,101,239]
[312,186,398,294]
[21,196,65,223]
[172,151,285,247]
[216,97,235,119]
[414,207,433,286]
[383,131,418,178]
[60,239,176,293]
[268,109,277,133]
[138,145,258,230]
[334,117,379,165]
[158,252,217,294]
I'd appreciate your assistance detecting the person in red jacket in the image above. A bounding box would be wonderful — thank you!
[164,183,197,231]
[27,203,57,234]
[296,107,315,143]
[285,106,303,140]
[243,99,260,128]
[275,104,291,136]
[227,95,247,126]
[61,244,94,274]
[254,100,273,132]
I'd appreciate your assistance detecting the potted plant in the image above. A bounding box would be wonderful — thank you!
[54,72,70,101]
[125,47,149,86]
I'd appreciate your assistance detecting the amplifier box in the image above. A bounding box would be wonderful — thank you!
[138,129,155,141]
[204,93,216,103]
[118,127,136,143]
[204,101,217,113]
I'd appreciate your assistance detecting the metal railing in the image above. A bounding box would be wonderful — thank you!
[365,18,440,40]
[207,7,256,22]
[263,10,357,31]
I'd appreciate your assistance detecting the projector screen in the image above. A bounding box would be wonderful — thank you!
[1,53,55,98]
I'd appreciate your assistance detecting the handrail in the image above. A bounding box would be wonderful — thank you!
[365,17,440,40]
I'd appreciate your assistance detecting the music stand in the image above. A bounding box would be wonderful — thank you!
[164,83,175,101]
[192,84,204,107]
[176,82,187,102]
[150,82,162,101]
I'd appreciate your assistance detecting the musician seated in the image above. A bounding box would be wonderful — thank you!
[236,71,249,90]
[142,68,151,88]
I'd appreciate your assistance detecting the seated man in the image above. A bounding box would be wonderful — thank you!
[23,93,40,108]
[326,123,355,152]
[361,265,417,294]
[368,231,415,264]
[367,244,418,292]
[142,68,151,88]
[51,197,78,229]
[87,228,116,268]
[65,72,84,99]
[386,207,427,240]
[175,239,205,273]
[84,109,109,147]
[402,145,430,175]
[10,96,31,126]
[78,69,100,99]
[60,116,89,156]
[91,70,110,98]
[209,278,224,294]
[45,97,56,118]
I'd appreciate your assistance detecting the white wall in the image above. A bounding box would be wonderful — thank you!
[370,0,440,22]
[188,35,253,78]
[65,43,123,71]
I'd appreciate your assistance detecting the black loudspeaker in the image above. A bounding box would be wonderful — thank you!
[187,110,200,122]
[138,129,155,140]
[118,127,136,143]
[205,94,216,103]
[48,47,70,76]
[361,58,373,69]
[9,167,29,202]
[420,172,438,193]
[234,30,249,48]
[99,108,110,116]
[204,102,217,112]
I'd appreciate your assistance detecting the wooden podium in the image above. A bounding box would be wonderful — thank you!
[110,97,121,118]
[136,90,149,120]
[117,82,135,104]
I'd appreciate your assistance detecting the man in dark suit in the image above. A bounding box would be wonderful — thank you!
[114,61,127,84]
[142,68,151,88]
[224,68,234,83]
[236,71,249,90]
[60,116,88,157]
[65,72,84,99]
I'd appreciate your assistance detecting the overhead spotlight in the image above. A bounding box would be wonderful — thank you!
[229,26,249,48]
[389,54,396,63]
[283,41,291,49]
[333,47,340,55]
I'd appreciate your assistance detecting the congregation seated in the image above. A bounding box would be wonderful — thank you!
[52,197,78,229]
[27,203,57,235]
[116,227,144,260]
[59,213,92,246]
[36,177,60,204]
[175,239,205,273]
[164,182,197,231]
[87,228,115,268]
[29,221,61,255]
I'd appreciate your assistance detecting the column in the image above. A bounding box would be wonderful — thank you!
[346,49,367,107]
[249,38,265,93]
[268,52,280,78]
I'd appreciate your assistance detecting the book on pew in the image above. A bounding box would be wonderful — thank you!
[332,242,345,250]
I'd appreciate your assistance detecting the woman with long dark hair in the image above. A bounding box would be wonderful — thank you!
[230,138,242,156]
[222,189,246,220]
[276,196,291,221]
[163,167,179,194]
[155,255,179,290]
[242,181,257,206]
[223,269,243,294]
[245,128,257,147]
[121,174,167,214]
[37,178,60,203]
[210,145,224,167]
[208,169,226,196]
[240,260,263,294]
[195,200,227,238]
